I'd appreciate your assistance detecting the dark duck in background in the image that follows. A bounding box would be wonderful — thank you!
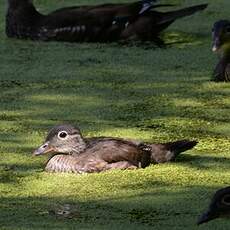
[33,124,197,174]
[6,0,207,43]
[197,187,230,225]
[212,20,230,81]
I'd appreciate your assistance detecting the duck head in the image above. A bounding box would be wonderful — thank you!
[33,124,87,156]
[212,20,230,53]
[197,187,230,225]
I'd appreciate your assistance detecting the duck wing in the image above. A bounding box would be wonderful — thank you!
[36,2,147,42]
[79,138,151,168]
[154,4,208,26]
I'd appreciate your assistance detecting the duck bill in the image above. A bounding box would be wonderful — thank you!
[212,38,221,52]
[33,141,55,156]
[197,210,218,225]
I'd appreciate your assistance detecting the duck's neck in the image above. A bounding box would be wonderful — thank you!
[48,138,87,159]
[6,0,42,38]
[220,42,230,59]
[71,137,87,155]
[63,139,88,156]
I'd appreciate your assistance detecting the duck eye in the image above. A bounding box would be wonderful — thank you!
[58,131,68,139]
[221,195,230,205]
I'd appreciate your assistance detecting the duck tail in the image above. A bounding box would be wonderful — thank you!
[151,4,176,9]
[165,140,198,156]
[157,4,208,25]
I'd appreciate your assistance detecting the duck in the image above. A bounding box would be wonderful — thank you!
[6,0,207,43]
[212,20,230,81]
[197,187,230,225]
[33,124,197,173]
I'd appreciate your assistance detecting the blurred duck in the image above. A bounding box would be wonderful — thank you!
[197,187,230,225]
[33,124,197,174]
[6,0,207,43]
[212,20,230,81]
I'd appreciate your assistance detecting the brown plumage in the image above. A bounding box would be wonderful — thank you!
[33,124,197,174]
[45,150,144,173]
[6,0,207,43]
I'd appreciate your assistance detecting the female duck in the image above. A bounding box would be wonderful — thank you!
[33,124,197,173]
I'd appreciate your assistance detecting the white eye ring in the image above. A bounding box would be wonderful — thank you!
[221,194,230,205]
[57,131,68,139]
